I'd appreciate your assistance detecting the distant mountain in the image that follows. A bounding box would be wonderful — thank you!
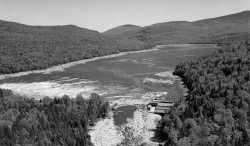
[193,11,250,27]
[116,21,205,44]
[111,11,250,44]
[0,20,150,74]
[103,24,141,36]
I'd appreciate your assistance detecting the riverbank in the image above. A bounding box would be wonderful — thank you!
[0,45,173,80]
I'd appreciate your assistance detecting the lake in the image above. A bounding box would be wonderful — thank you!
[0,44,218,105]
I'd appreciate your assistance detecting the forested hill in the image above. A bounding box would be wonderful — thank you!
[0,20,151,74]
[103,24,141,36]
[193,11,250,27]
[157,40,250,145]
[107,11,250,44]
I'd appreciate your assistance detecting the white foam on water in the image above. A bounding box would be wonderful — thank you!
[116,59,139,64]
[56,78,80,82]
[114,57,165,69]
[50,77,97,85]
[142,78,174,84]
[100,85,130,95]
[154,71,178,78]
[137,58,158,68]
[0,76,134,99]
[0,77,105,99]
[0,82,102,99]
[129,72,159,77]
[115,58,158,68]
[108,91,169,108]
[141,91,168,99]
[71,80,97,85]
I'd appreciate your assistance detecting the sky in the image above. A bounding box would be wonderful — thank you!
[0,0,250,32]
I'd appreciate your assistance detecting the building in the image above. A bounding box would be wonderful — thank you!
[147,100,174,114]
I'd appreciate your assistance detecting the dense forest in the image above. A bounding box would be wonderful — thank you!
[157,40,250,145]
[0,89,109,146]
[0,20,152,74]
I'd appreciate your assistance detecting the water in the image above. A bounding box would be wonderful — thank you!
[0,44,218,102]
[113,106,136,125]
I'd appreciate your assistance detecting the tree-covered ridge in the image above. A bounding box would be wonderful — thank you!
[0,89,109,146]
[0,20,151,74]
[157,41,250,145]
[110,11,250,45]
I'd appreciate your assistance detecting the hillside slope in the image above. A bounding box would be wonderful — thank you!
[117,21,207,44]
[0,20,150,74]
[103,24,141,36]
[193,11,250,27]
[111,11,250,44]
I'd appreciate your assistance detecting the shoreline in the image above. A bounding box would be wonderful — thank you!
[0,44,218,81]
[164,43,218,47]
[0,45,169,81]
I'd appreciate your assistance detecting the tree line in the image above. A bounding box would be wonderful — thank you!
[0,89,109,146]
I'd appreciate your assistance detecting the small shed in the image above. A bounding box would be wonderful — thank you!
[147,100,174,114]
